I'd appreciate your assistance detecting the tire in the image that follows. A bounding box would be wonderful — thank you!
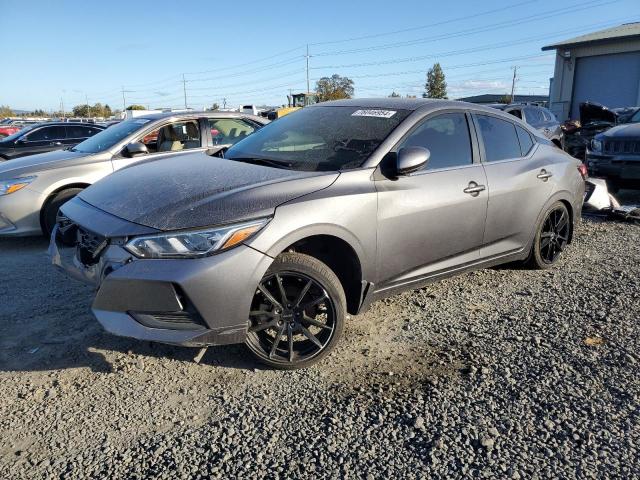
[526,201,571,270]
[41,188,83,237]
[606,181,620,194]
[245,252,346,370]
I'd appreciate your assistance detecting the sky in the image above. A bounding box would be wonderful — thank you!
[1,0,638,112]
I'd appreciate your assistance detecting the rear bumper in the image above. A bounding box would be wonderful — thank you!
[50,227,273,347]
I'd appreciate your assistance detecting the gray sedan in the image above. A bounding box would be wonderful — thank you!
[0,111,267,236]
[51,99,585,369]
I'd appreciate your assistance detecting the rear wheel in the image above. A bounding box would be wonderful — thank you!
[527,202,570,269]
[245,252,346,369]
[41,188,83,237]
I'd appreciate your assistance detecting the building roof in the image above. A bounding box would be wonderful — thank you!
[455,94,548,103]
[542,22,640,51]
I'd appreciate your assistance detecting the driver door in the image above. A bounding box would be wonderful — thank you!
[374,112,488,290]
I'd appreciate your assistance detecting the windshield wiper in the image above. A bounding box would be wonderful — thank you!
[230,157,294,170]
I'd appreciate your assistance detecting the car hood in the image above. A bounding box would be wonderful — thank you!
[580,102,617,126]
[598,122,640,139]
[79,152,339,231]
[0,149,92,179]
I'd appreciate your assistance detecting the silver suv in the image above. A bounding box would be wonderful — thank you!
[0,111,267,236]
[52,99,585,369]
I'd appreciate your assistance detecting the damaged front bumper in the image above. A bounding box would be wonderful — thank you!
[49,201,273,347]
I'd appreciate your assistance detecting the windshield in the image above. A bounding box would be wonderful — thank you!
[71,118,152,153]
[226,106,410,171]
[1,124,39,142]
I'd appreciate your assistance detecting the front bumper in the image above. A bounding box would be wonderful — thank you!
[50,226,273,347]
[0,186,44,236]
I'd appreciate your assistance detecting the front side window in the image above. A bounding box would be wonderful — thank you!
[136,120,201,153]
[397,113,472,170]
[226,106,411,172]
[208,118,257,145]
[66,125,94,139]
[26,126,66,141]
[630,110,640,124]
[476,115,522,162]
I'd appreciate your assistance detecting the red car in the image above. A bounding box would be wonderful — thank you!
[0,125,21,138]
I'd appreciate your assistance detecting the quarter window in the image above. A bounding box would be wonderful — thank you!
[397,113,472,170]
[25,126,66,141]
[524,107,545,127]
[208,118,257,145]
[476,115,521,162]
[516,125,534,156]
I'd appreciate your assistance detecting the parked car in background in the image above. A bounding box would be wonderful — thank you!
[51,98,585,369]
[0,111,267,237]
[0,119,42,138]
[586,121,640,192]
[491,103,563,148]
[0,122,105,160]
[562,102,622,159]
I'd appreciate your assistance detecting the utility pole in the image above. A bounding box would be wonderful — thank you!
[182,74,188,109]
[223,97,227,109]
[305,44,311,93]
[85,93,89,118]
[60,97,65,118]
[510,66,518,103]
[121,86,127,111]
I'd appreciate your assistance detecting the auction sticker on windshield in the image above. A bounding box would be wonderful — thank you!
[351,109,396,118]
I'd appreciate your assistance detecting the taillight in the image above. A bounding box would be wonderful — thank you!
[577,163,588,180]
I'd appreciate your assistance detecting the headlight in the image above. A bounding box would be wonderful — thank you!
[125,218,269,259]
[590,139,603,152]
[0,176,36,196]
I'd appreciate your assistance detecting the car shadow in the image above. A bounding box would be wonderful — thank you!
[0,235,261,374]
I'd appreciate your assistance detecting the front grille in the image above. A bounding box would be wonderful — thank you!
[77,227,108,266]
[56,214,108,266]
[603,140,640,155]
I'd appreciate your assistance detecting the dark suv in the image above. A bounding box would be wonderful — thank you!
[492,104,563,148]
[0,122,105,160]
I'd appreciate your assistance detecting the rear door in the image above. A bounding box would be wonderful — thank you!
[64,125,102,147]
[473,113,553,258]
[16,125,67,157]
[375,111,488,289]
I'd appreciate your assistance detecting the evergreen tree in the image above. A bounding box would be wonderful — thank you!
[423,63,447,99]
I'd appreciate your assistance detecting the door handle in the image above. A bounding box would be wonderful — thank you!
[51,141,62,146]
[537,169,553,181]
[463,181,486,196]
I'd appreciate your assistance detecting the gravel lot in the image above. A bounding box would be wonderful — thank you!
[1,195,639,479]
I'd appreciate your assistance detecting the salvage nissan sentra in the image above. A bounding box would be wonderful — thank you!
[51,99,585,369]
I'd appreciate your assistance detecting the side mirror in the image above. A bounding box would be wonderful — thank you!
[397,146,430,175]
[124,142,148,158]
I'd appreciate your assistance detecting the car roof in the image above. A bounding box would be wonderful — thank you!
[136,110,264,122]
[25,121,106,128]
[308,98,520,116]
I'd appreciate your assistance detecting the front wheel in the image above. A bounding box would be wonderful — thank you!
[245,252,346,369]
[527,201,570,269]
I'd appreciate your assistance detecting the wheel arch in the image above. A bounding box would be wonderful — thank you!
[39,182,91,232]
[271,232,366,315]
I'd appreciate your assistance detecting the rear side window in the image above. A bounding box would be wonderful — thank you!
[66,125,93,139]
[208,118,258,145]
[476,115,521,162]
[516,125,534,156]
[507,109,522,119]
[524,107,545,127]
[26,126,66,141]
[397,112,472,170]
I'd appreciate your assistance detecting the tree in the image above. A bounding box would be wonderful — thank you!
[389,91,401,98]
[72,104,91,117]
[210,103,220,111]
[315,74,354,102]
[126,104,146,111]
[0,105,14,117]
[499,95,512,104]
[103,104,113,117]
[423,63,447,99]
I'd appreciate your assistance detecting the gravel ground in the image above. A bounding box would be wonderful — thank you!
[1,197,639,479]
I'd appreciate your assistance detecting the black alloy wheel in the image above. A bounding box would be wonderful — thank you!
[245,253,345,369]
[528,201,570,269]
